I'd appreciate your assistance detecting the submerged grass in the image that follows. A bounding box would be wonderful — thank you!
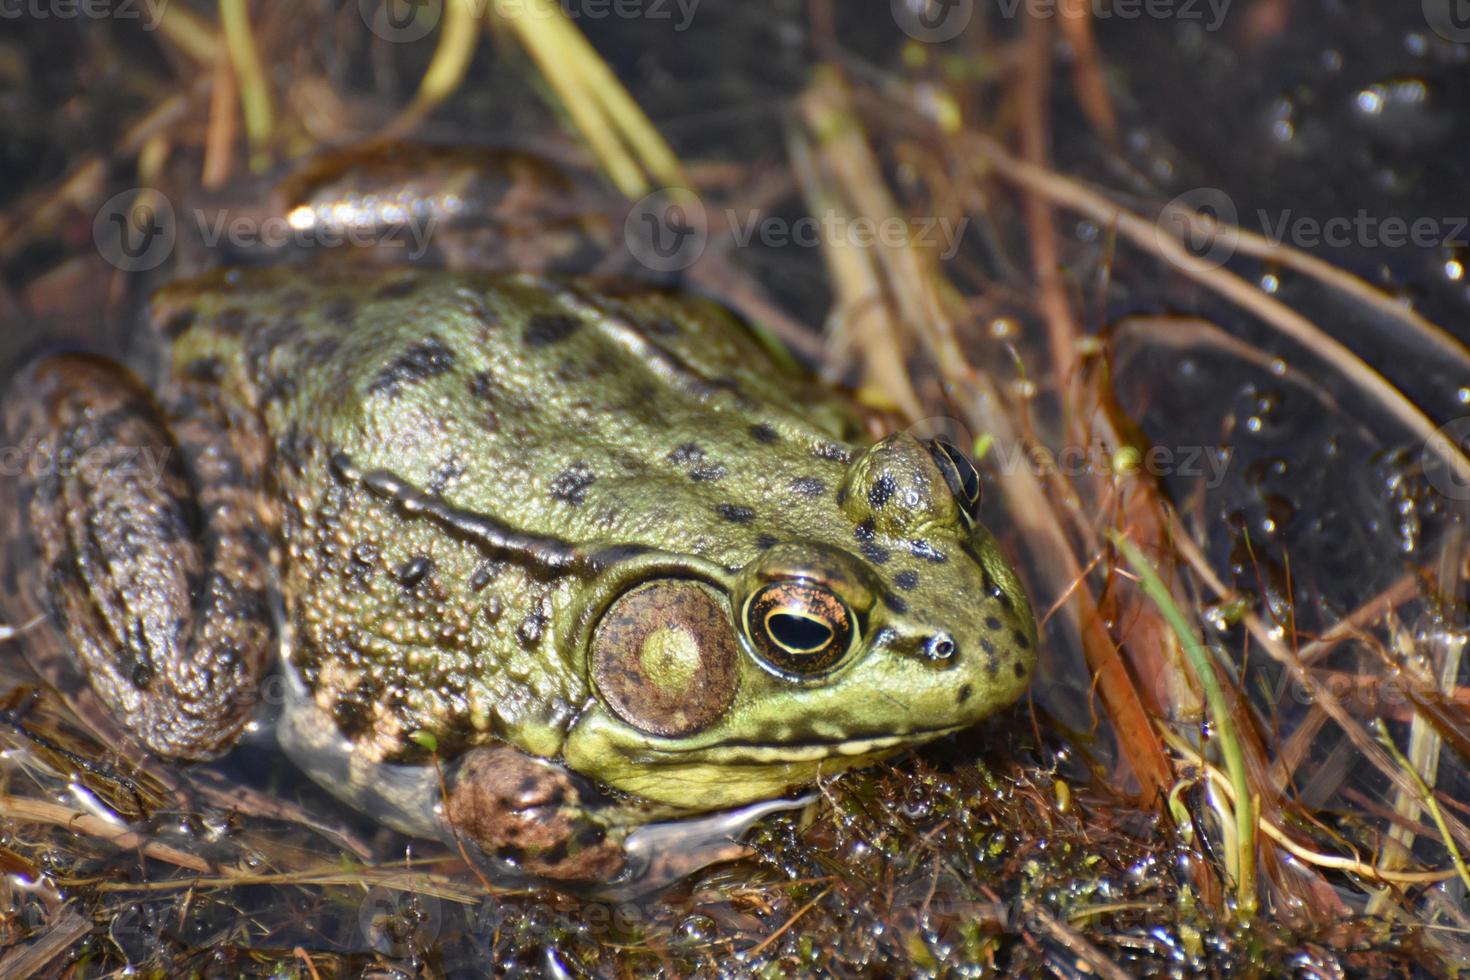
[1112,531,1258,918]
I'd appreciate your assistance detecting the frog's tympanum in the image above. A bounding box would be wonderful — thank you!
[1,259,1035,889]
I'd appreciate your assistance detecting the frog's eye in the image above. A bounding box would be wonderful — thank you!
[742,581,854,676]
[926,439,982,521]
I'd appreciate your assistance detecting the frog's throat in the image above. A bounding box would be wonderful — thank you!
[562,708,957,808]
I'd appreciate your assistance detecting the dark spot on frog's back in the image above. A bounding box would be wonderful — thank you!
[523,313,581,347]
[468,371,498,401]
[868,475,897,508]
[184,357,223,383]
[517,597,551,647]
[716,503,755,524]
[366,336,456,397]
[160,309,198,339]
[323,296,357,329]
[260,374,297,404]
[307,337,340,366]
[666,443,704,466]
[813,442,853,464]
[395,556,434,589]
[202,578,272,624]
[214,307,250,335]
[374,278,421,300]
[790,476,825,498]
[550,463,596,506]
[332,698,373,739]
[909,540,948,564]
[894,569,919,590]
[749,423,780,444]
[277,288,311,312]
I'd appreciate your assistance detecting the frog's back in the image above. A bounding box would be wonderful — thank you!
[149,268,864,762]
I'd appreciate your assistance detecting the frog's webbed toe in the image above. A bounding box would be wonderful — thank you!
[445,745,627,882]
[0,355,276,759]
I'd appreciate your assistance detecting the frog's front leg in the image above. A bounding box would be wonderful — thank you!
[444,745,627,881]
[443,745,810,891]
[0,355,277,759]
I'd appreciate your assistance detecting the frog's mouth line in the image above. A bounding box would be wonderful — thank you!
[647,726,968,764]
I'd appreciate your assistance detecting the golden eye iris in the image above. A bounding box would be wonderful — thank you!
[742,581,854,675]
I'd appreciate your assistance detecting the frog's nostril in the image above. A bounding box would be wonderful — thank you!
[921,634,957,665]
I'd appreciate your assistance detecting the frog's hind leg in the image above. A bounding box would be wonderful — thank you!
[0,355,277,760]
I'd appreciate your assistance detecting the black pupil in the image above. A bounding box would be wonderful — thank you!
[931,440,980,510]
[767,613,833,652]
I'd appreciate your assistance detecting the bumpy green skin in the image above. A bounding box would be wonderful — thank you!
[5,264,1036,831]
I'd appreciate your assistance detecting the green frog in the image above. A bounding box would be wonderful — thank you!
[0,153,1036,889]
